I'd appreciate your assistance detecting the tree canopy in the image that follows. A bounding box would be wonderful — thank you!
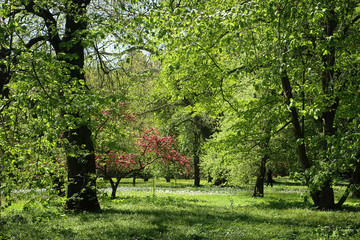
[1,0,359,211]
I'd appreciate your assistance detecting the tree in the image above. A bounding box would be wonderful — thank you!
[262,0,360,209]
[1,0,162,211]
[96,126,190,199]
[149,0,360,208]
[148,0,286,193]
[2,0,102,211]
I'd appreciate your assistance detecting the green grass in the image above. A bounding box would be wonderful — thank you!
[1,178,360,239]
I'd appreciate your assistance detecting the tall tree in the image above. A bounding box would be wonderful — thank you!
[4,0,101,211]
[267,0,360,209]
[150,0,360,208]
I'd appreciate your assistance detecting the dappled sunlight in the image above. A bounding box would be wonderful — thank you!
[2,178,360,239]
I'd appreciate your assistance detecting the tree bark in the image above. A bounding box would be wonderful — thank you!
[310,181,335,210]
[165,175,171,182]
[65,124,100,211]
[23,0,100,212]
[110,177,121,200]
[60,0,100,211]
[281,70,337,209]
[253,155,268,197]
[253,122,272,197]
[281,71,311,171]
[351,161,360,198]
[193,130,201,187]
[132,175,136,187]
[310,8,338,210]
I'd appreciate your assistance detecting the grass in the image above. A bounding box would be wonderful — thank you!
[1,177,360,239]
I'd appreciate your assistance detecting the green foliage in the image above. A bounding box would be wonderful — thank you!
[148,0,360,207]
[1,0,359,212]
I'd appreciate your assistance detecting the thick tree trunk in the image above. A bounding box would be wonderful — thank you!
[310,181,335,210]
[310,8,338,210]
[66,124,100,211]
[281,70,337,209]
[62,1,100,211]
[22,0,100,211]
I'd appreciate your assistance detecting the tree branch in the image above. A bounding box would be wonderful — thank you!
[25,36,47,49]
[0,100,12,114]
[351,15,360,24]
[23,1,62,53]
[195,42,222,71]
[31,61,55,101]
[120,46,155,55]
[139,100,185,115]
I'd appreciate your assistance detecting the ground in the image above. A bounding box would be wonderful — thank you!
[1,178,359,239]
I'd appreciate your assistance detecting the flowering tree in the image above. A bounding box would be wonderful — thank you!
[136,127,190,178]
[94,102,190,199]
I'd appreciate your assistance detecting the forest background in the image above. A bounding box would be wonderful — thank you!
[1,0,360,214]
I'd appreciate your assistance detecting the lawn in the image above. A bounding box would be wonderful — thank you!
[1,178,360,239]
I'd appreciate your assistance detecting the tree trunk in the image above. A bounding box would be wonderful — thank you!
[281,71,311,172]
[310,7,338,210]
[253,125,271,197]
[65,124,100,211]
[310,181,335,209]
[351,163,360,198]
[193,131,201,187]
[132,175,136,187]
[0,62,10,99]
[25,0,100,211]
[165,175,171,182]
[61,1,100,211]
[281,69,338,209]
[253,155,267,197]
[110,177,121,200]
[334,160,360,207]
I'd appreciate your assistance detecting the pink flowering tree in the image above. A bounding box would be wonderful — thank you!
[96,125,190,199]
[96,150,139,199]
[135,127,191,180]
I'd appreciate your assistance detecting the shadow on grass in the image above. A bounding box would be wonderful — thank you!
[3,193,359,240]
[273,179,302,186]
[93,196,323,239]
[253,198,313,210]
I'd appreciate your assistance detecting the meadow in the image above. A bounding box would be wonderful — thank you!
[1,178,359,240]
